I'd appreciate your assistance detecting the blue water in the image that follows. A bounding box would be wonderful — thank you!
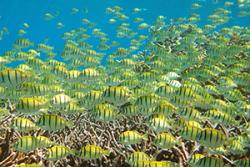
[0,0,249,62]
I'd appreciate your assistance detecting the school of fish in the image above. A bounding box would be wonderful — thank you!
[0,1,249,167]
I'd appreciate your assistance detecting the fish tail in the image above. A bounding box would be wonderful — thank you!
[104,150,110,156]
[67,120,74,128]
[142,134,148,140]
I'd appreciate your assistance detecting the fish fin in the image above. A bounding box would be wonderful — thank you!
[39,108,48,114]
[142,134,148,140]
[104,149,110,156]
[67,120,74,128]
[225,137,233,145]
[70,149,77,155]
[78,107,87,113]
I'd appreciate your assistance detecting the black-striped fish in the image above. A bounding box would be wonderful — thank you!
[126,152,151,165]
[103,86,132,106]
[77,145,110,160]
[153,132,178,149]
[193,156,224,167]
[119,130,148,145]
[14,136,39,153]
[0,69,30,87]
[16,96,48,114]
[45,145,74,160]
[37,114,73,131]
[11,117,39,132]
[197,128,230,148]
